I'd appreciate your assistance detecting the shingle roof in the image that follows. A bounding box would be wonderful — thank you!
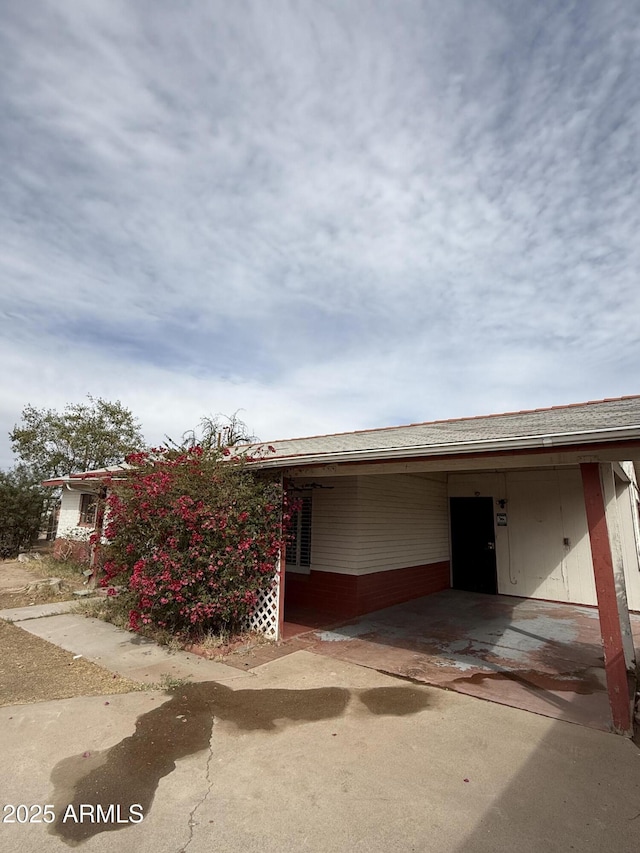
[249,395,640,466]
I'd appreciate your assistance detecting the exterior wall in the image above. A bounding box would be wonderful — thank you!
[617,465,640,611]
[56,489,85,538]
[355,474,450,573]
[54,487,96,562]
[285,472,450,617]
[53,537,91,563]
[448,468,597,605]
[302,472,449,576]
[285,562,450,619]
[305,476,361,574]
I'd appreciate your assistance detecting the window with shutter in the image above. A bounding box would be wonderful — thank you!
[286,495,312,573]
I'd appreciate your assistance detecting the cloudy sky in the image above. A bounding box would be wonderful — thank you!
[1,0,639,468]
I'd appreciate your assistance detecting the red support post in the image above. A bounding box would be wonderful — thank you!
[580,463,632,734]
[88,487,107,589]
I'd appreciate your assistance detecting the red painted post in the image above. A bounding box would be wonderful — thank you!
[88,487,107,589]
[580,463,632,734]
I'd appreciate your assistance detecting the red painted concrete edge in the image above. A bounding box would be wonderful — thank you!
[580,463,632,734]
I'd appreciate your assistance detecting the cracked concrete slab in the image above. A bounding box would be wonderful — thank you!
[2,602,639,852]
[1,652,639,853]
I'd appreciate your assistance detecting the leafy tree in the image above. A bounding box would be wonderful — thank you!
[0,466,47,558]
[98,445,293,638]
[10,395,145,480]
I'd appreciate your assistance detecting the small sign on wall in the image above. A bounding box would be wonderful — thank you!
[496,513,507,526]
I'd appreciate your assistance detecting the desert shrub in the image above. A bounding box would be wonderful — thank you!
[97,446,293,638]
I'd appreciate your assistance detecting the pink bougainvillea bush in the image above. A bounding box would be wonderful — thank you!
[95,446,293,638]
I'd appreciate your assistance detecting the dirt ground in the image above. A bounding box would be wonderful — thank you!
[0,556,86,610]
[0,556,282,705]
[0,557,141,706]
[0,620,141,706]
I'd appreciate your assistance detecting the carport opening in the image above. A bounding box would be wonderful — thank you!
[450,497,498,595]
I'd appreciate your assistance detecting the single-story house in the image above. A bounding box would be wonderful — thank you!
[44,395,640,732]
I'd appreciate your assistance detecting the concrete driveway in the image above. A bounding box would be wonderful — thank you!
[1,608,640,852]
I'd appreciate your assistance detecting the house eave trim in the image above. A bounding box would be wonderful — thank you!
[252,425,640,469]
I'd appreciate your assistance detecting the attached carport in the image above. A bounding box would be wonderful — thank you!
[254,397,640,734]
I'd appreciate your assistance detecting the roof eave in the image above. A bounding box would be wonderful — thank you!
[251,425,640,469]
[41,478,104,489]
[42,471,129,487]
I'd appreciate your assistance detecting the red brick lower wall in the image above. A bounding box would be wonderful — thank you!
[53,537,91,564]
[285,561,451,619]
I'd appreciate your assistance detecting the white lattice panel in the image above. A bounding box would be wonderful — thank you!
[245,566,281,639]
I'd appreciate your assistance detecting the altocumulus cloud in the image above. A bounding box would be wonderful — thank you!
[1,0,639,466]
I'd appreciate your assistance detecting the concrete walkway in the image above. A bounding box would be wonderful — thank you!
[0,600,86,621]
[3,604,252,685]
[1,606,640,852]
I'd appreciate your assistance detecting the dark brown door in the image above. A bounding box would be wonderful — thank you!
[450,497,497,594]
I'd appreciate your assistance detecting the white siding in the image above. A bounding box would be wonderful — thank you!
[287,465,640,601]
[617,468,640,611]
[306,476,361,574]
[355,474,449,574]
[448,469,597,605]
[289,473,449,576]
